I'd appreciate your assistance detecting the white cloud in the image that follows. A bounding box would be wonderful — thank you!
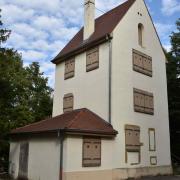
[0,4,35,24]
[154,23,173,41]
[161,0,180,16]
[20,50,48,62]
[163,44,172,52]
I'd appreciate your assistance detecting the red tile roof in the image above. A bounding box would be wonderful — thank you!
[52,0,136,64]
[11,108,118,137]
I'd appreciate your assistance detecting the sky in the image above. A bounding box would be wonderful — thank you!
[0,0,179,87]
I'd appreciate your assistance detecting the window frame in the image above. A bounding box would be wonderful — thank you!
[148,128,156,151]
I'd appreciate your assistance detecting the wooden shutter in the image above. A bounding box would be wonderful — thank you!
[133,49,152,77]
[83,138,101,167]
[86,47,99,72]
[134,88,154,115]
[134,89,145,113]
[63,93,74,113]
[144,93,154,114]
[18,142,29,179]
[125,125,140,152]
[64,58,75,79]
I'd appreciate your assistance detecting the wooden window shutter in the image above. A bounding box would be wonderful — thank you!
[83,138,101,167]
[63,93,74,113]
[64,58,75,80]
[134,89,145,113]
[133,49,152,77]
[125,125,140,152]
[134,88,154,115]
[86,47,99,72]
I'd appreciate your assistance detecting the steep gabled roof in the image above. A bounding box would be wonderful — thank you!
[52,0,136,64]
[11,108,118,137]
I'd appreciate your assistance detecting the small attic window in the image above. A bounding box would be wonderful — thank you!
[138,23,144,47]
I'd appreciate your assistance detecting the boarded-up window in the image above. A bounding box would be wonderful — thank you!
[18,142,29,179]
[150,156,157,165]
[63,93,73,113]
[125,125,140,152]
[134,88,154,115]
[83,137,101,167]
[86,47,99,72]
[64,58,75,79]
[149,128,156,151]
[138,23,144,46]
[133,49,152,77]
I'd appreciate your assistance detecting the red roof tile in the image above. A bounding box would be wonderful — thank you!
[11,108,118,137]
[52,0,136,64]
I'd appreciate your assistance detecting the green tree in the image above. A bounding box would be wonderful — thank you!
[0,9,11,47]
[166,18,180,162]
[0,9,53,170]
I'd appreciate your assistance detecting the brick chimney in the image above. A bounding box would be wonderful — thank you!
[84,0,95,40]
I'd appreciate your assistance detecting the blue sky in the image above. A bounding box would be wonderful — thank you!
[0,0,179,87]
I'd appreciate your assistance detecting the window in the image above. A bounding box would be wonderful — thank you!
[138,23,144,46]
[150,156,157,165]
[125,125,141,164]
[134,88,154,115]
[148,128,156,151]
[82,137,101,167]
[64,58,75,80]
[63,93,74,113]
[133,49,152,77]
[18,142,29,179]
[125,125,140,151]
[86,47,99,72]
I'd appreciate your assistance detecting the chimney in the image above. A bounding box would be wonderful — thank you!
[84,0,95,40]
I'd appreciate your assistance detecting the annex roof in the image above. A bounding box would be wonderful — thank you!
[11,108,118,137]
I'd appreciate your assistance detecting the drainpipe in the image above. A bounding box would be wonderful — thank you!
[58,130,64,180]
[107,34,112,124]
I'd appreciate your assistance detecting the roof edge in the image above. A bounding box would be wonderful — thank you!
[52,34,112,64]
[10,128,118,137]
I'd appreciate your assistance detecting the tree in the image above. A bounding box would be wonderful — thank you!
[0,9,11,47]
[166,18,180,162]
[0,9,53,170]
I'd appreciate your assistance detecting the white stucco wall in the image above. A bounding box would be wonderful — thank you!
[63,136,114,172]
[110,0,171,169]
[52,42,110,121]
[9,137,61,180]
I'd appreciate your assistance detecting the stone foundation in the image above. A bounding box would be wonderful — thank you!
[63,165,172,180]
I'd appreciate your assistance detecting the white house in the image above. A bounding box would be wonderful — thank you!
[9,0,172,179]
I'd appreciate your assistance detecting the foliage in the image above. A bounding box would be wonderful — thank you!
[166,18,180,162]
[0,9,53,169]
[0,9,11,46]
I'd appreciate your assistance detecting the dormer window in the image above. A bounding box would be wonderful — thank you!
[138,23,144,47]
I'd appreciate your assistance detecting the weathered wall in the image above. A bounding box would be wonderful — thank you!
[52,42,110,121]
[9,137,61,180]
[111,0,171,169]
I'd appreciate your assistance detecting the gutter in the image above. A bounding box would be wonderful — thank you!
[58,130,64,180]
[52,35,109,64]
[107,34,113,124]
